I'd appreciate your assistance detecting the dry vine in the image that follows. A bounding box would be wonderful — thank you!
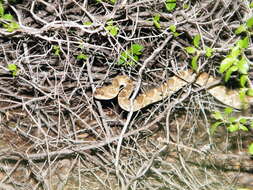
[0,0,253,189]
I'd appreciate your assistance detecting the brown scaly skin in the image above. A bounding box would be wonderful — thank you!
[94,70,253,112]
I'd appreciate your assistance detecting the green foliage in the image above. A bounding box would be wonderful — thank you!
[191,55,199,71]
[77,53,88,61]
[0,3,3,17]
[211,107,252,134]
[105,20,119,36]
[53,45,61,56]
[224,65,238,82]
[83,21,92,26]
[153,14,161,29]
[250,2,253,8]
[219,36,250,83]
[249,143,253,155]
[131,44,143,55]
[211,107,253,155]
[205,47,213,57]
[246,16,253,28]
[235,25,247,34]
[96,0,116,4]
[183,3,189,9]
[165,0,176,12]
[185,46,196,54]
[246,88,253,96]
[185,34,213,70]
[169,25,180,37]
[240,75,248,87]
[235,16,253,35]
[169,24,176,33]
[237,36,249,49]
[0,2,20,32]
[7,63,18,76]
[117,44,144,66]
[220,18,253,103]
[193,34,201,48]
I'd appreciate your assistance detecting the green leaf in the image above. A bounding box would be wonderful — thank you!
[109,26,119,36]
[0,3,4,17]
[239,89,246,102]
[210,121,223,134]
[110,0,117,4]
[173,32,180,37]
[191,55,199,71]
[237,57,249,74]
[126,61,135,66]
[235,25,247,34]
[131,44,143,55]
[6,21,19,32]
[169,25,176,33]
[183,3,189,9]
[205,47,213,57]
[83,21,92,26]
[219,57,235,73]
[228,117,236,123]
[239,124,248,131]
[248,143,253,155]
[153,19,161,29]
[7,63,17,71]
[246,16,253,28]
[165,0,176,12]
[133,55,139,62]
[117,58,125,65]
[121,51,128,60]
[7,63,18,77]
[105,25,119,36]
[246,88,253,97]
[153,14,160,22]
[3,14,13,21]
[193,34,201,48]
[53,45,61,56]
[107,20,113,26]
[185,46,196,54]
[239,118,247,124]
[251,122,253,129]
[230,46,241,57]
[240,75,248,87]
[77,53,88,60]
[225,66,238,82]
[224,107,233,115]
[237,36,249,49]
[250,2,253,8]
[212,111,223,120]
[227,124,239,132]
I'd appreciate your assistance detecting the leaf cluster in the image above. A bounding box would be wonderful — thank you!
[0,2,19,32]
[219,16,253,85]
[219,37,250,83]
[105,20,119,37]
[53,45,61,56]
[211,107,253,155]
[165,0,176,12]
[117,44,144,66]
[185,34,214,71]
[7,63,18,76]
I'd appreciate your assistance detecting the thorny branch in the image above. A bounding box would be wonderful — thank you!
[0,0,252,189]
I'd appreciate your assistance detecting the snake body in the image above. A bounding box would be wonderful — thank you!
[94,70,253,111]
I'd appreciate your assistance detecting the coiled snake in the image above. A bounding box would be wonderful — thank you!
[94,70,253,111]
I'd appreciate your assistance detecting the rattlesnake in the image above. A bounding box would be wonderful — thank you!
[94,70,253,112]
